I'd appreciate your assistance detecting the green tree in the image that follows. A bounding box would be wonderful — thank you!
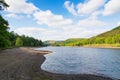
[94,38,105,44]
[114,35,120,43]
[105,37,113,44]
[0,15,11,48]
[15,37,23,47]
[111,37,115,44]
[0,0,10,48]
[0,0,9,10]
[9,31,18,46]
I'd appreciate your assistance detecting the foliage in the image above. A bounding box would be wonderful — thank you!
[0,0,9,10]
[0,1,44,49]
[0,15,44,48]
[52,26,120,47]
[8,32,44,47]
[15,37,23,47]
[0,15,11,48]
[96,26,120,37]
[20,35,43,47]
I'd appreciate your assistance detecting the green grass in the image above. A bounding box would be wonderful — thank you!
[83,44,120,48]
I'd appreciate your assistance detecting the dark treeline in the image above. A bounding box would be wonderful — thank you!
[0,1,43,49]
[0,15,43,49]
[53,26,120,47]
[9,31,43,47]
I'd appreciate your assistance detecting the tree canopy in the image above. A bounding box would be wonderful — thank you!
[0,0,9,10]
[15,37,23,47]
[0,0,44,49]
[0,15,11,48]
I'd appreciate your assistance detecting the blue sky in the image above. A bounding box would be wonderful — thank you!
[3,0,120,41]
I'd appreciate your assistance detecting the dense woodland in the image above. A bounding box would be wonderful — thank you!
[0,15,44,49]
[0,1,44,49]
[52,26,120,47]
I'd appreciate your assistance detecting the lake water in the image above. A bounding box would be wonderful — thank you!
[35,47,120,79]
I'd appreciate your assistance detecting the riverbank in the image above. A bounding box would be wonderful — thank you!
[0,48,116,80]
[83,44,120,49]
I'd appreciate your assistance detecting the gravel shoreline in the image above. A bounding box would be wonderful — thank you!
[0,48,116,80]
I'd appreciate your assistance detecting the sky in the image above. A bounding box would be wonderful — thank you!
[2,0,120,41]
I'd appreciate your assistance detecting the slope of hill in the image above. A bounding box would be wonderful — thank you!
[52,26,120,47]
[96,26,120,37]
[44,40,63,46]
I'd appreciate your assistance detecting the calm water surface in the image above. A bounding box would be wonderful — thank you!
[35,47,120,79]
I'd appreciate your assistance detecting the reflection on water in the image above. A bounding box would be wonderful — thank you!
[35,47,120,79]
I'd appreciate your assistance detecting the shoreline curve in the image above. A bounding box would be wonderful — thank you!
[0,47,117,80]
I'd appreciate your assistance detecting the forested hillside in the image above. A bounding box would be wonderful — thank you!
[52,26,120,47]
[0,1,43,49]
[0,15,43,49]
[53,38,85,46]
[97,26,120,37]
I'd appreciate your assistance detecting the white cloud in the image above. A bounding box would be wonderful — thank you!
[14,26,107,41]
[15,27,49,40]
[90,10,102,19]
[15,27,43,35]
[103,0,120,16]
[117,21,120,26]
[77,0,105,15]
[33,10,73,27]
[64,1,77,16]
[77,17,107,28]
[14,27,64,40]
[5,0,112,41]
[12,9,108,40]
[64,0,106,16]
[66,16,108,38]
[6,0,38,14]
[5,13,23,19]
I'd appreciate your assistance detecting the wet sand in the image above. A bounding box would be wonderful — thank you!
[0,48,116,80]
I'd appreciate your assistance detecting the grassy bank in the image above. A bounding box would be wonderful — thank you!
[83,44,120,48]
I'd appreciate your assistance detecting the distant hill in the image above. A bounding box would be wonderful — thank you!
[65,38,85,42]
[86,26,120,45]
[96,26,120,37]
[52,38,86,46]
[52,26,120,47]
[44,40,63,46]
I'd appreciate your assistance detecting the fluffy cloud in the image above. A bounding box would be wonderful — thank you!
[77,17,107,28]
[6,0,38,14]
[11,9,108,40]
[103,0,120,16]
[33,10,73,27]
[15,27,43,35]
[64,0,105,16]
[14,27,66,40]
[64,1,77,16]
[117,21,120,26]
[14,26,107,41]
[5,0,111,40]
[5,13,23,19]
[76,0,105,15]
[14,27,49,40]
